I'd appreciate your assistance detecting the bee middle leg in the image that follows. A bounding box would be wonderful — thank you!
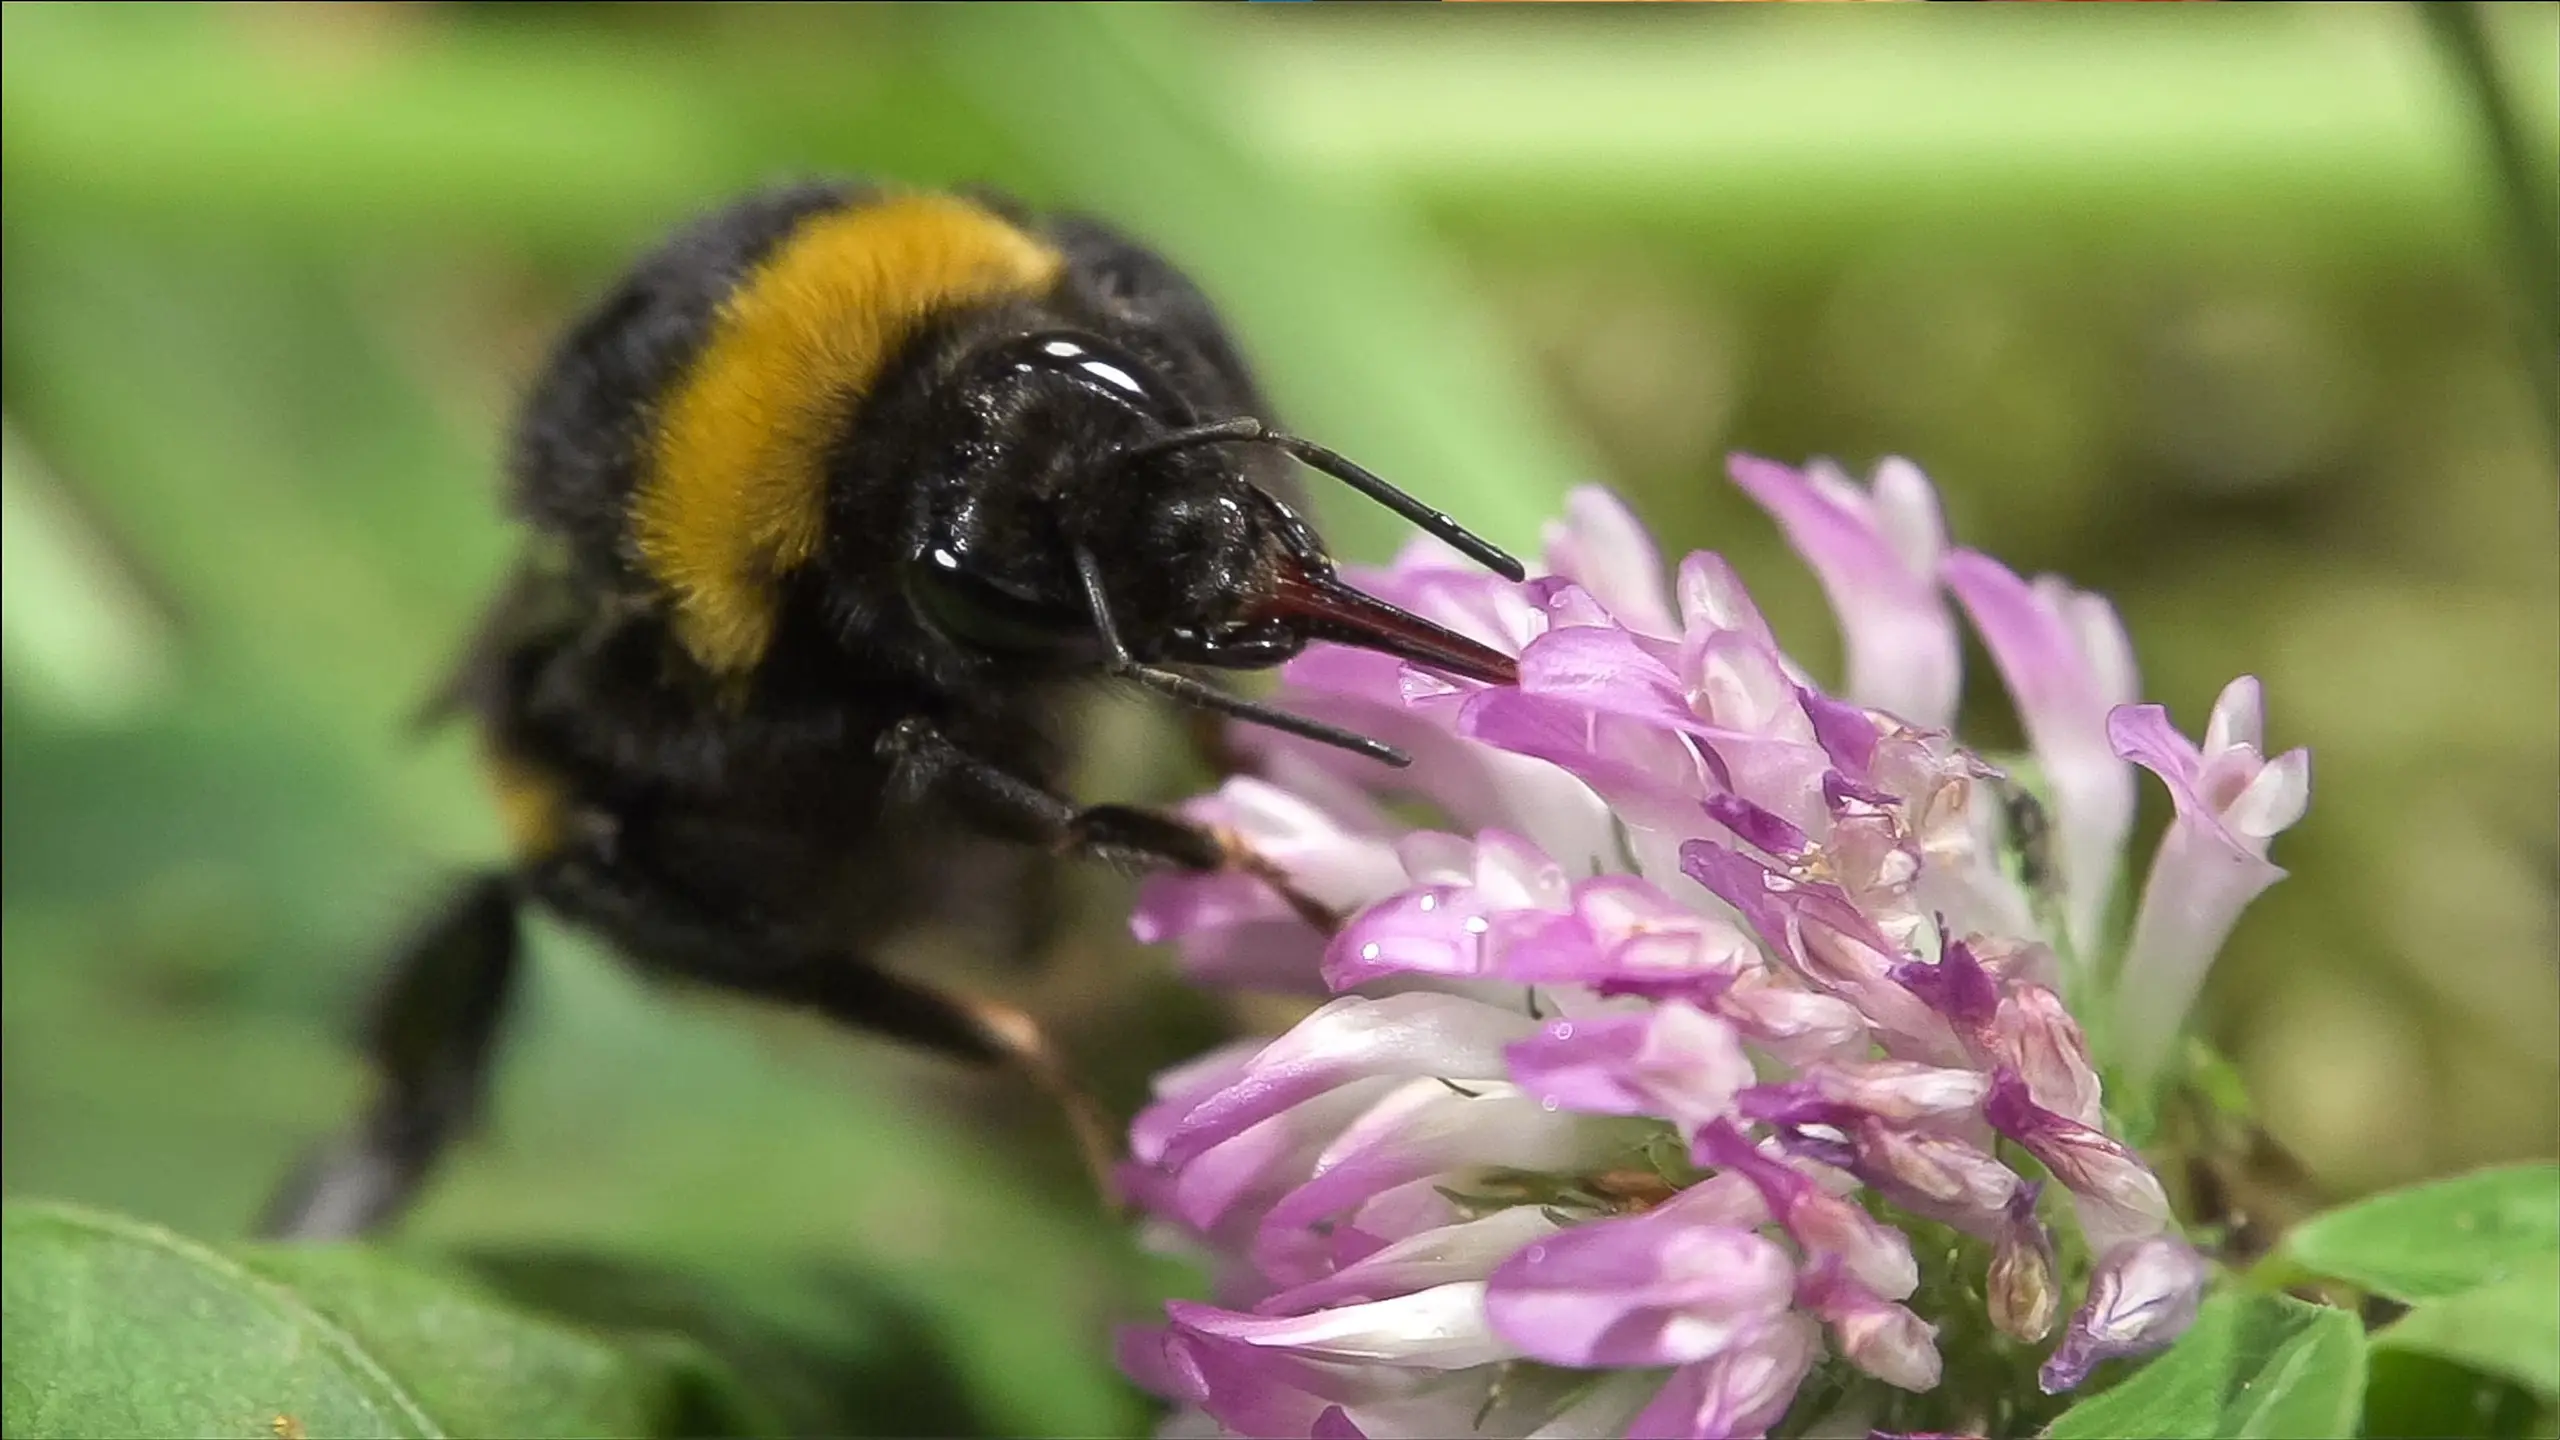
[529,839,1127,1204]
[880,715,1222,872]
[765,958,1124,1205]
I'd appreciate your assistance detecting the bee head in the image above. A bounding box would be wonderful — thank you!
[898,328,1522,764]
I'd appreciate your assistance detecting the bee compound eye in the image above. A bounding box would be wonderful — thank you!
[900,543,1092,656]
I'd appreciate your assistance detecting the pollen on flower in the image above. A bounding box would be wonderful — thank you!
[1117,466,2300,1439]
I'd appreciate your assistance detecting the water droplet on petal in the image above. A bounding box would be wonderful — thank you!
[1541,1095,1559,1112]
[1361,942,1381,961]
[1419,893,1439,911]
[1465,914,1489,934]
[1551,1021,1575,1040]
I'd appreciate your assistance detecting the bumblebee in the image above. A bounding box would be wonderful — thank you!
[260,180,1523,1239]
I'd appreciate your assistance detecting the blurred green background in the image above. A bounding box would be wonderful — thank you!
[4,3,2553,1434]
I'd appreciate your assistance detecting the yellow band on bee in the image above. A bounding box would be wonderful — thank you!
[635,193,1065,674]
[479,741,569,861]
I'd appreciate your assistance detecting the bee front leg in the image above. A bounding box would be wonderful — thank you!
[879,715,1222,873]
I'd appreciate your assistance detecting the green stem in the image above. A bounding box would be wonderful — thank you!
[2422,1,2560,465]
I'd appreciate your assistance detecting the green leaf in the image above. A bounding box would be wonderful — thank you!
[234,1245,749,1440]
[2287,1163,2560,1303]
[2048,1292,2370,1440]
[451,1248,986,1439]
[0,1202,741,1440]
[2362,1349,2553,1440]
[4,1201,438,1440]
[2225,1299,2368,1439]
[2373,1255,2560,1398]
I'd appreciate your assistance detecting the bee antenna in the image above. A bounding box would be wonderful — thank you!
[1070,544,1411,768]
[1114,418,1527,583]
[1260,432,1527,583]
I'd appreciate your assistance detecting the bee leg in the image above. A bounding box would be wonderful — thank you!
[524,837,1126,1208]
[257,874,522,1239]
[773,960,1124,1208]
[881,715,1222,872]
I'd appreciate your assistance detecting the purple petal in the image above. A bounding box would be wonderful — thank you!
[1503,1001,1755,1134]
[1117,1324,1194,1403]
[1283,643,1420,718]
[1133,879,1340,992]
[1121,1325,1340,1439]
[1706,793,1811,859]
[1484,1206,1794,1367]
[2038,1236,2211,1393]
[1821,765,1899,815]
[1215,775,1409,901]
[1536,875,1761,994]
[1252,1081,1624,1285]
[1395,830,1479,886]
[1324,831,1582,989]
[1334,1180,1468,1263]
[1942,548,2138,959]
[1268,611,1633,876]
[1681,842,1961,1062]
[1795,1258,1944,1392]
[1312,1406,1368,1440]
[1713,978,1869,1065]
[1456,687,1717,836]
[1679,626,1802,734]
[1737,1082,1864,1133]
[1893,935,2002,1033]
[1469,829,1574,910]
[1984,1069,2172,1255]
[1171,1283,1514,1370]
[2108,686,2310,1086]
[1164,1076,1406,1239]
[1259,1205,1560,1316]
[1849,1118,2021,1237]
[1157,994,1533,1170]
[1762,1127,1861,1176]
[1677,552,1783,652]
[1675,634,1833,817]
[1132,776,1414,992]
[1802,1059,1990,1123]
[1517,625,1697,732]
[1679,842,1894,975]
[1729,453,1960,731]
[1131,870,1273,950]
[1133,1040,1264,1162]
[1990,984,2105,1130]
[1544,486,1679,638]
[1323,885,1494,988]
[1167,1326,1505,1439]
[1695,1120,1920,1301]
[1799,687,1884,781]
[1130,1042,1268,1227]
[1508,624,1832,826]
[1626,1313,1820,1440]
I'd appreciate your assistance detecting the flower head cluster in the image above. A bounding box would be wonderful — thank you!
[1118,458,2308,1439]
